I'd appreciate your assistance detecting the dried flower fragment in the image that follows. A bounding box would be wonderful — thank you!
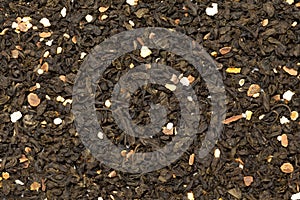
[214,148,221,158]
[140,46,152,58]
[105,99,111,108]
[108,171,117,178]
[283,90,295,101]
[11,111,22,123]
[281,134,288,147]
[85,14,93,22]
[126,0,138,6]
[39,32,52,38]
[247,84,260,97]
[72,36,77,44]
[261,19,269,26]
[283,66,298,76]
[187,75,195,83]
[290,111,299,121]
[53,118,62,125]
[223,114,243,124]
[2,172,10,180]
[19,154,28,163]
[243,176,254,186]
[189,154,195,165]
[165,83,176,91]
[245,110,253,120]
[226,67,241,74]
[99,6,109,13]
[285,0,294,5]
[206,3,218,16]
[41,62,49,72]
[25,147,32,153]
[30,181,41,191]
[11,50,19,59]
[59,75,66,82]
[180,77,190,86]
[15,180,25,185]
[162,127,174,135]
[61,7,67,17]
[40,18,51,27]
[219,46,232,55]
[280,116,290,124]
[280,162,294,173]
[187,191,194,200]
[27,93,41,107]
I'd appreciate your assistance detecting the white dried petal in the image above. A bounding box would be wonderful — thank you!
[98,198,104,200]
[140,46,152,58]
[101,15,108,20]
[37,69,44,75]
[166,122,173,130]
[286,0,294,5]
[259,114,265,120]
[187,191,194,200]
[80,52,87,59]
[15,180,25,185]
[206,3,218,16]
[53,118,62,125]
[105,99,111,108]
[43,51,50,58]
[10,111,22,123]
[63,99,73,106]
[97,132,104,139]
[45,39,53,46]
[245,110,253,120]
[12,22,18,29]
[187,96,193,102]
[45,95,51,100]
[63,33,70,39]
[85,14,93,22]
[214,148,221,158]
[283,90,295,101]
[170,74,179,84]
[56,96,65,102]
[239,163,244,169]
[36,83,41,89]
[277,135,282,141]
[126,0,138,6]
[39,18,51,27]
[165,83,176,91]
[61,7,67,17]
[57,47,62,54]
[280,116,290,124]
[291,192,300,200]
[239,79,245,86]
[129,20,135,26]
[180,77,190,86]
[291,21,297,27]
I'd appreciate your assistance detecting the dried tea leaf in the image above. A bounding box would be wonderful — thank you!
[223,114,243,124]
[280,163,294,173]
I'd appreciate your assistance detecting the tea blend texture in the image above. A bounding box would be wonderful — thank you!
[0,0,300,199]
